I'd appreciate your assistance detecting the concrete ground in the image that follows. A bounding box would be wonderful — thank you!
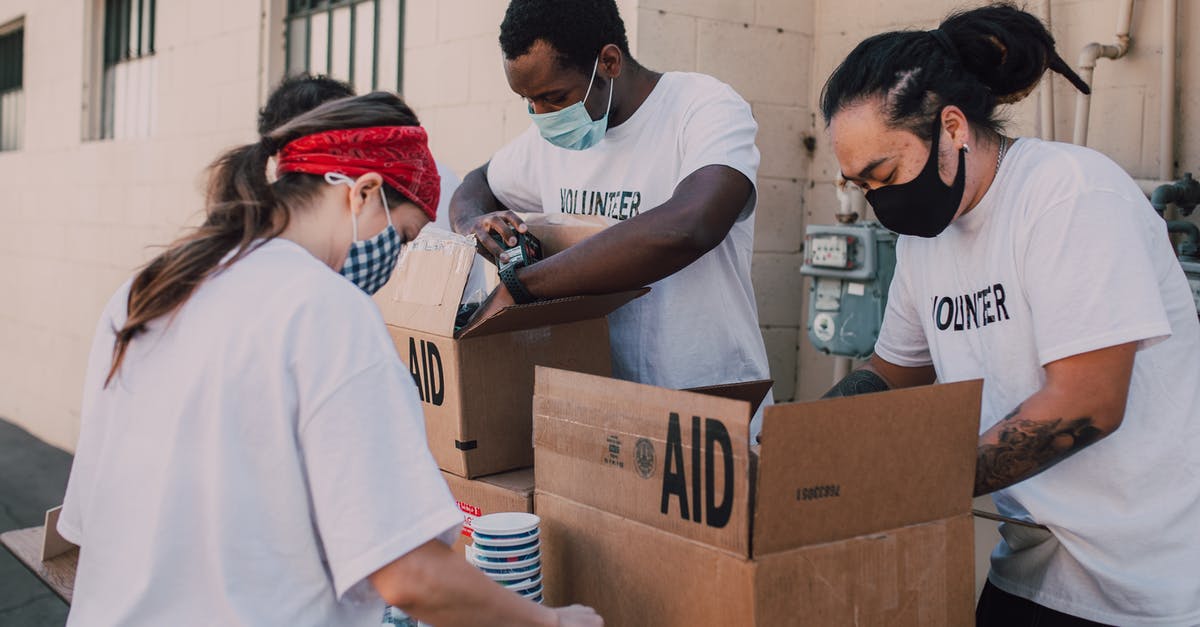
[0,418,72,626]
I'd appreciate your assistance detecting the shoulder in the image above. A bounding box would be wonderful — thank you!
[1007,139,1144,208]
[102,277,135,328]
[664,72,744,100]
[231,239,382,328]
[663,72,752,115]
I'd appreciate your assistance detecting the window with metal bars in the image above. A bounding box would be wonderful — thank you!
[285,0,405,95]
[95,0,156,140]
[0,21,23,151]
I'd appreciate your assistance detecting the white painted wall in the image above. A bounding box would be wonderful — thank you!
[1,0,1196,451]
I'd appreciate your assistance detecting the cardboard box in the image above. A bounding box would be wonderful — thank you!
[532,367,981,626]
[441,468,535,554]
[378,230,645,478]
[513,212,616,256]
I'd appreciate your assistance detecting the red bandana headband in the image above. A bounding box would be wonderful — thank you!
[275,125,441,221]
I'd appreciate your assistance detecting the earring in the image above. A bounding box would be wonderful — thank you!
[962,143,970,153]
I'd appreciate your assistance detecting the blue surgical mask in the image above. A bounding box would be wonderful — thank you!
[327,172,403,295]
[528,57,613,151]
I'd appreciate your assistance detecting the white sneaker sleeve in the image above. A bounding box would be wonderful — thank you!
[486,125,546,214]
[1018,189,1173,365]
[291,294,462,602]
[676,82,761,219]
[874,244,934,368]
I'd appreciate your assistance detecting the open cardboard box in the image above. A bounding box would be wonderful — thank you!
[533,367,981,626]
[441,468,535,554]
[377,227,644,478]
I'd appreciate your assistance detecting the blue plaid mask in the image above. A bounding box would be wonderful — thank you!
[327,172,403,295]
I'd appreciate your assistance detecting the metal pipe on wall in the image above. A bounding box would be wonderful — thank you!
[1038,0,1055,140]
[1160,0,1178,180]
[1072,0,1134,145]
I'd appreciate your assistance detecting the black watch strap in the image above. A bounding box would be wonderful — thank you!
[500,265,538,304]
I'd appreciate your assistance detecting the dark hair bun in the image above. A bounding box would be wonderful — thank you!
[941,2,1090,102]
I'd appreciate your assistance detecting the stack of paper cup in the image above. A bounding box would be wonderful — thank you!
[465,512,543,605]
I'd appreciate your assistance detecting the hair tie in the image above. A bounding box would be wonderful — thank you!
[259,136,280,154]
[928,29,959,61]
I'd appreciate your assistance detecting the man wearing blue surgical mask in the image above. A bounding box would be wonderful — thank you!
[450,0,773,434]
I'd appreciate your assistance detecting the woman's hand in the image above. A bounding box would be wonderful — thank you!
[553,604,604,626]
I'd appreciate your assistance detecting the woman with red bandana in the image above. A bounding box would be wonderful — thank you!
[58,92,601,627]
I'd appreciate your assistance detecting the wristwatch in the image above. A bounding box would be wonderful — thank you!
[500,264,538,304]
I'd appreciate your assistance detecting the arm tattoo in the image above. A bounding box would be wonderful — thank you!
[974,405,1105,496]
[823,369,890,399]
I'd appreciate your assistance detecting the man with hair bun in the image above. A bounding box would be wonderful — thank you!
[821,3,1200,625]
[451,0,773,435]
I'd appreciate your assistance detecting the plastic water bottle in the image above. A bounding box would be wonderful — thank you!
[381,606,418,627]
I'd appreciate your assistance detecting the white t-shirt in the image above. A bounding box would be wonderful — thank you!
[487,72,773,431]
[59,238,463,627]
[875,138,1200,625]
[432,160,462,232]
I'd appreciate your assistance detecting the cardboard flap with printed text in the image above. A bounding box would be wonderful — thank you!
[752,380,982,556]
[534,366,754,556]
[514,212,617,256]
[377,230,476,337]
[458,289,648,339]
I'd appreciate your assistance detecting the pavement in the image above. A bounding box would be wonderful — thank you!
[0,418,72,626]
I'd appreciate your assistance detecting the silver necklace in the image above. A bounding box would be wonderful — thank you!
[997,135,1009,172]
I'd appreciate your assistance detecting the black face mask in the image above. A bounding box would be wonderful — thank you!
[864,114,966,238]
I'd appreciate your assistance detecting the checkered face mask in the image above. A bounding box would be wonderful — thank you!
[327,172,403,295]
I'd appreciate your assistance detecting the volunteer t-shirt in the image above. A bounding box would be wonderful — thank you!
[487,72,772,431]
[875,138,1200,625]
[59,238,463,627]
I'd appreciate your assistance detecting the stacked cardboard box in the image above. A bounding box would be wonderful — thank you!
[373,216,628,547]
[532,366,981,626]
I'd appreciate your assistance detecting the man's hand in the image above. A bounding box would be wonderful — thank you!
[449,162,528,263]
[821,354,936,399]
[462,210,529,264]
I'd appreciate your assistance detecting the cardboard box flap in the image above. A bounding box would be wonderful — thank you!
[515,212,616,256]
[478,467,535,496]
[685,380,774,416]
[752,380,981,555]
[378,231,475,337]
[457,288,648,339]
[534,367,754,556]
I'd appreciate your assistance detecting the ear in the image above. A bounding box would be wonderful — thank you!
[349,172,385,217]
[598,43,623,81]
[940,105,970,151]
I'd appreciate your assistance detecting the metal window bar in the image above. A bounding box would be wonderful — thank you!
[0,26,23,151]
[99,0,156,140]
[284,0,404,92]
[104,0,155,69]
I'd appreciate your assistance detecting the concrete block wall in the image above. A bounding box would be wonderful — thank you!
[401,0,641,178]
[0,0,265,450]
[638,0,815,402]
[3,0,1199,450]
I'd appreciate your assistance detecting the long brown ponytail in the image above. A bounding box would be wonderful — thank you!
[106,91,421,387]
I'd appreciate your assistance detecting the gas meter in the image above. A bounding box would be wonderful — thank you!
[799,222,897,358]
[1179,260,1200,317]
